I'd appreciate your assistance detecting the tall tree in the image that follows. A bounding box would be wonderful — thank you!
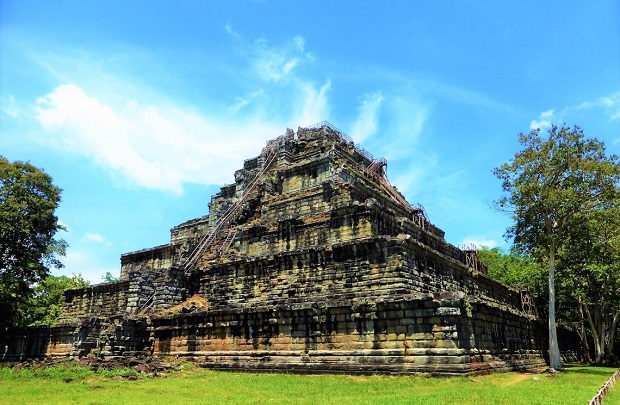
[478,247,545,288]
[102,271,119,283]
[0,157,66,326]
[558,206,620,363]
[493,125,620,370]
[478,247,547,315]
[25,274,89,326]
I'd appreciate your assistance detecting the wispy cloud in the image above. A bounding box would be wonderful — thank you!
[458,237,499,249]
[431,81,518,115]
[291,80,331,127]
[390,152,438,197]
[84,232,106,243]
[224,24,241,40]
[377,96,430,161]
[530,108,554,131]
[350,92,383,143]
[1,28,344,196]
[252,35,313,83]
[573,91,620,121]
[1,95,20,118]
[592,91,620,121]
[229,90,261,114]
[12,28,470,208]
[364,69,518,116]
[346,89,433,197]
[390,155,509,249]
[56,249,119,284]
[530,90,620,132]
[35,84,279,194]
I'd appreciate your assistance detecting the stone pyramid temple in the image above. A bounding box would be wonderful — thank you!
[2,122,548,374]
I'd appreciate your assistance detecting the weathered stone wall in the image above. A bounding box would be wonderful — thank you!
[150,293,545,375]
[70,317,151,357]
[401,239,523,309]
[0,317,151,361]
[120,244,174,281]
[171,217,211,245]
[187,235,522,318]
[0,324,76,361]
[60,281,130,323]
[197,237,397,309]
[126,266,186,314]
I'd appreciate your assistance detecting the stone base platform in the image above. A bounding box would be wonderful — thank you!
[150,293,547,375]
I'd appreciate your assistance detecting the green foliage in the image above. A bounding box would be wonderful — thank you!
[0,365,616,404]
[102,271,119,283]
[25,274,89,326]
[0,157,64,280]
[493,124,620,369]
[0,363,142,384]
[0,157,66,327]
[494,125,619,256]
[559,207,620,304]
[478,247,547,315]
[557,206,620,363]
[478,247,545,288]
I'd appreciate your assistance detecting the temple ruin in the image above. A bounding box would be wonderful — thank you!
[1,122,549,374]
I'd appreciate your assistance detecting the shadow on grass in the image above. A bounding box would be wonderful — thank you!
[562,364,617,376]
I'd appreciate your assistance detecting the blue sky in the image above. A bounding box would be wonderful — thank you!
[1,1,619,283]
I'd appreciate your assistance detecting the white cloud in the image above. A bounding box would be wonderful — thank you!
[25,31,340,196]
[346,90,432,198]
[459,237,499,249]
[85,232,106,243]
[230,98,251,114]
[351,92,383,143]
[1,95,19,117]
[530,108,554,131]
[394,98,428,142]
[378,96,430,161]
[252,36,313,82]
[390,153,438,197]
[540,109,554,119]
[229,89,265,115]
[34,84,282,194]
[36,85,185,194]
[575,92,620,120]
[531,90,620,132]
[292,36,305,52]
[33,79,335,194]
[224,24,241,40]
[292,80,331,127]
[599,91,620,120]
[55,249,119,284]
[418,79,517,115]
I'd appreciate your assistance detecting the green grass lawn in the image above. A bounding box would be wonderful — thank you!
[598,372,620,405]
[606,385,620,405]
[0,363,617,405]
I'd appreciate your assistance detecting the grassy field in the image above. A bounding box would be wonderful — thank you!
[606,380,620,405]
[0,363,618,405]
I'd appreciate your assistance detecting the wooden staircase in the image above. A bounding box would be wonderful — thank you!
[364,158,428,221]
[183,149,278,273]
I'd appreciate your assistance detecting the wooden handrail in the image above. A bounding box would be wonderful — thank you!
[184,149,277,272]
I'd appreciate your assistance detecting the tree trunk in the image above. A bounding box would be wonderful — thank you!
[548,243,562,370]
[606,311,619,358]
[583,301,604,364]
[598,310,606,363]
[577,301,591,362]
